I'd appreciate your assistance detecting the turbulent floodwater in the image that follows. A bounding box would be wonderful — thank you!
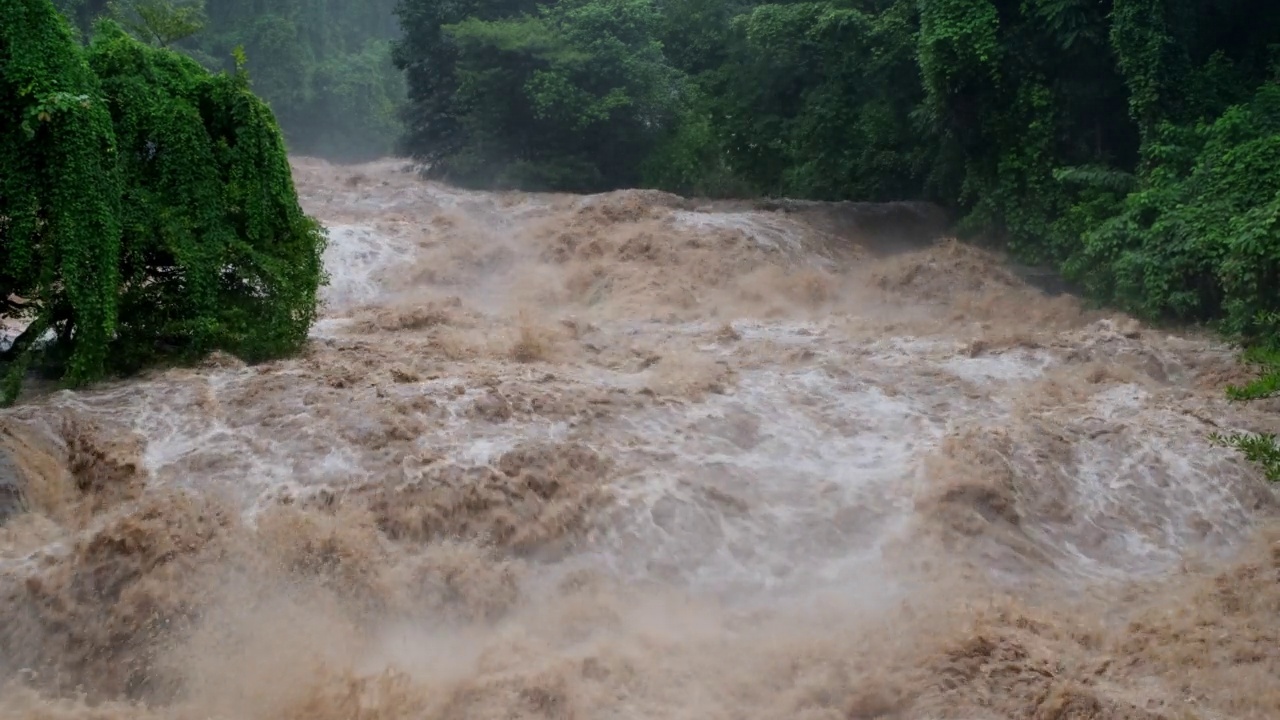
[1,158,1279,719]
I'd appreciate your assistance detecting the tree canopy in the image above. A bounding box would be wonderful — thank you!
[392,0,681,190]
[54,0,405,161]
[1,0,326,405]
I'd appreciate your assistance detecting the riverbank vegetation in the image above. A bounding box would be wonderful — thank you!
[1,0,326,404]
[393,0,1280,474]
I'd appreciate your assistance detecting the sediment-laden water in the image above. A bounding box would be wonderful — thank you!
[1,158,1277,719]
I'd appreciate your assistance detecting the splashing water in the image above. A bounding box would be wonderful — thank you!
[0,156,1278,720]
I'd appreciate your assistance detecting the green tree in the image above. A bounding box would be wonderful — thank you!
[396,0,682,191]
[393,0,537,173]
[107,0,206,48]
[2,0,123,398]
[707,1,927,201]
[54,0,406,161]
[1,2,327,405]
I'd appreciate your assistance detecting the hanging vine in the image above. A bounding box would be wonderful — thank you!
[1,1,326,405]
[87,21,327,371]
[1,0,122,403]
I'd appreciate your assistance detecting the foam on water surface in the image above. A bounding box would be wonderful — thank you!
[1,157,1278,720]
[320,224,416,315]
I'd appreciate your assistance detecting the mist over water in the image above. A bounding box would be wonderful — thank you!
[1,157,1278,719]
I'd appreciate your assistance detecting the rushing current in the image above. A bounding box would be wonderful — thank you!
[1,157,1278,719]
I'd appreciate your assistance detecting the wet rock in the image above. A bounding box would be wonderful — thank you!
[0,444,27,525]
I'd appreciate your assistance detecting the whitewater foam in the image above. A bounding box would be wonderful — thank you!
[1,156,1277,720]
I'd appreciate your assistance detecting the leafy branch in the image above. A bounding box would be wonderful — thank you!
[2,3,325,405]
[1209,430,1280,482]
[1211,312,1280,482]
[106,0,206,48]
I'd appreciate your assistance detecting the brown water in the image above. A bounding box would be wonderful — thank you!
[1,157,1278,719]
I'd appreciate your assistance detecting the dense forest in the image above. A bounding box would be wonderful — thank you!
[53,0,405,160]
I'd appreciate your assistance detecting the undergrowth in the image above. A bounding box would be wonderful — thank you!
[1210,313,1280,482]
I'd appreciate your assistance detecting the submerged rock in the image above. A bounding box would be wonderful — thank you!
[0,442,27,525]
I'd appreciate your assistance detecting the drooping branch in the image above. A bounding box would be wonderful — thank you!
[2,3,325,404]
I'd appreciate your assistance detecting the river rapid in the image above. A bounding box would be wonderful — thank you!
[1,157,1278,719]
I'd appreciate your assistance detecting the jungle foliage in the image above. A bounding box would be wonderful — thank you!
[393,0,1280,471]
[395,0,1280,335]
[392,0,681,190]
[54,0,404,161]
[1,0,326,404]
